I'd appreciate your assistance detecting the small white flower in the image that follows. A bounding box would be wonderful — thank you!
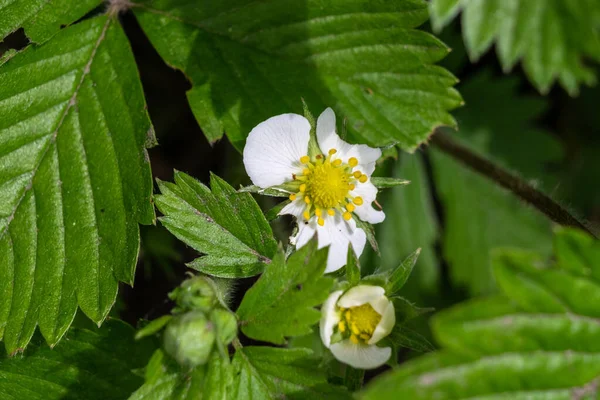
[243,108,385,272]
[319,285,395,369]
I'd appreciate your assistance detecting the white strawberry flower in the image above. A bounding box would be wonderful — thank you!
[319,285,395,369]
[243,108,385,273]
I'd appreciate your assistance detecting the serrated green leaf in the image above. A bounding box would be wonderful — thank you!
[374,155,439,301]
[236,243,334,344]
[155,172,278,278]
[0,0,102,43]
[0,15,155,353]
[231,346,350,399]
[360,228,600,399]
[431,71,559,295]
[129,349,232,400]
[0,319,155,400]
[133,0,462,152]
[554,227,600,280]
[429,0,600,95]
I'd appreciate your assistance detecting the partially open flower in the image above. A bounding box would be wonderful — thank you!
[320,285,395,369]
[243,107,384,272]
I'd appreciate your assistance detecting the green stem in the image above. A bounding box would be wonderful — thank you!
[344,366,365,391]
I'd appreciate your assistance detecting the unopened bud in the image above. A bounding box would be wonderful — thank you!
[163,311,216,368]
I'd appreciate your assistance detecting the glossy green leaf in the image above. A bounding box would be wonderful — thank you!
[129,349,231,400]
[431,71,559,295]
[0,319,155,400]
[154,172,278,278]
[231,346,349,399]
[375,155,439,301]
[236,244,334,344]
[429,0,600,95]
[0,15,155,353]
[133,0,462,152]
[0,0,102,43]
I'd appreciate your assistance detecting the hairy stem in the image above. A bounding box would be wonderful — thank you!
[429,130,597,238]
[344,366,365,391]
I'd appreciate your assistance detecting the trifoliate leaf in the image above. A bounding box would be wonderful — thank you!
[0,319,155,400]
[360,228,600,400]
[231,346,349,399]
[129,349,232,400]
[133,0,462,152]
[429,0,600,95]
[236,243,334,344]
[0,15,155,353]
[431,71,560,295]
[155,172,278,278]
[0,0,102,43]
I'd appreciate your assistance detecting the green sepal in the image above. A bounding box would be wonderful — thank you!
[385,248,421,296]
[135,315,173,340]
[346,246,361,285]
[238,185,291,197]
[371,177,411,189]
[302,99,322,157]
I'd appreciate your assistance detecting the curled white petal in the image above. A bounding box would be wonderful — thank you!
[351,181,385,224]
[243,113,310,188]
[319,290,343,348]
[279,198,306,219]
[316,214,366,273]
[368,299,395,345]
[316,108,381,176]
[330,341,391,369]
[337,285,385,309]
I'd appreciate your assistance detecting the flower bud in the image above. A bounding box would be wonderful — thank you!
[170,276,217,312]
[163,311,216,368]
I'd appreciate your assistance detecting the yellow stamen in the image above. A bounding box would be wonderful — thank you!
[332,159,342,167]
[351,324,360,335]
[299,184,306,192]
[338,321,346,332]
[315,208,322,217]
[318,217,325,226]
[327,209,335,216]
[304,196,311,204]
[348,184,355,190]
[303,168,311,175]
[328,148,337,155]
[348,157,358,167]
[289,193,297,201]
[346,203,355,212]
[303,210,310,220]
[343,212,352,221]
[359,174,368,183]
[300,155,310,164]
[353,171,362,179]
[353,197,363,206]
[350,335,359,344]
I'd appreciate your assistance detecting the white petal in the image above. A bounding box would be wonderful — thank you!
[316,214,366,273]
[337,285,385,308]
[279,198,307,219]
[330,341,391,369]
[351,181,385,224]
[294,219,317,249]
[368,299,395,345]
[319,290,343,348]
[243,113,310,188]
[316,108,381,175]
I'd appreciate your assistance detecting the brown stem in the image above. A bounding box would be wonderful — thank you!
[429,130,597,239]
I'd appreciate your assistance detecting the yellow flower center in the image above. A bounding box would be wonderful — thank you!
[289,148,367,226]
[337,303,381,344]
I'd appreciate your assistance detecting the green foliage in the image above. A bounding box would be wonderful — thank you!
[372,155,439,302]
[0,319,155,400]
[237,244,334,344]
[129,349,232,400]
[0,15,155,353]
[231,346,349,399]
[0,0,101,43]
[429,0,600,95]
[133,0,462,151]
[431,71,560,295]
[360,228,600,399]
[155,172,278,278]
